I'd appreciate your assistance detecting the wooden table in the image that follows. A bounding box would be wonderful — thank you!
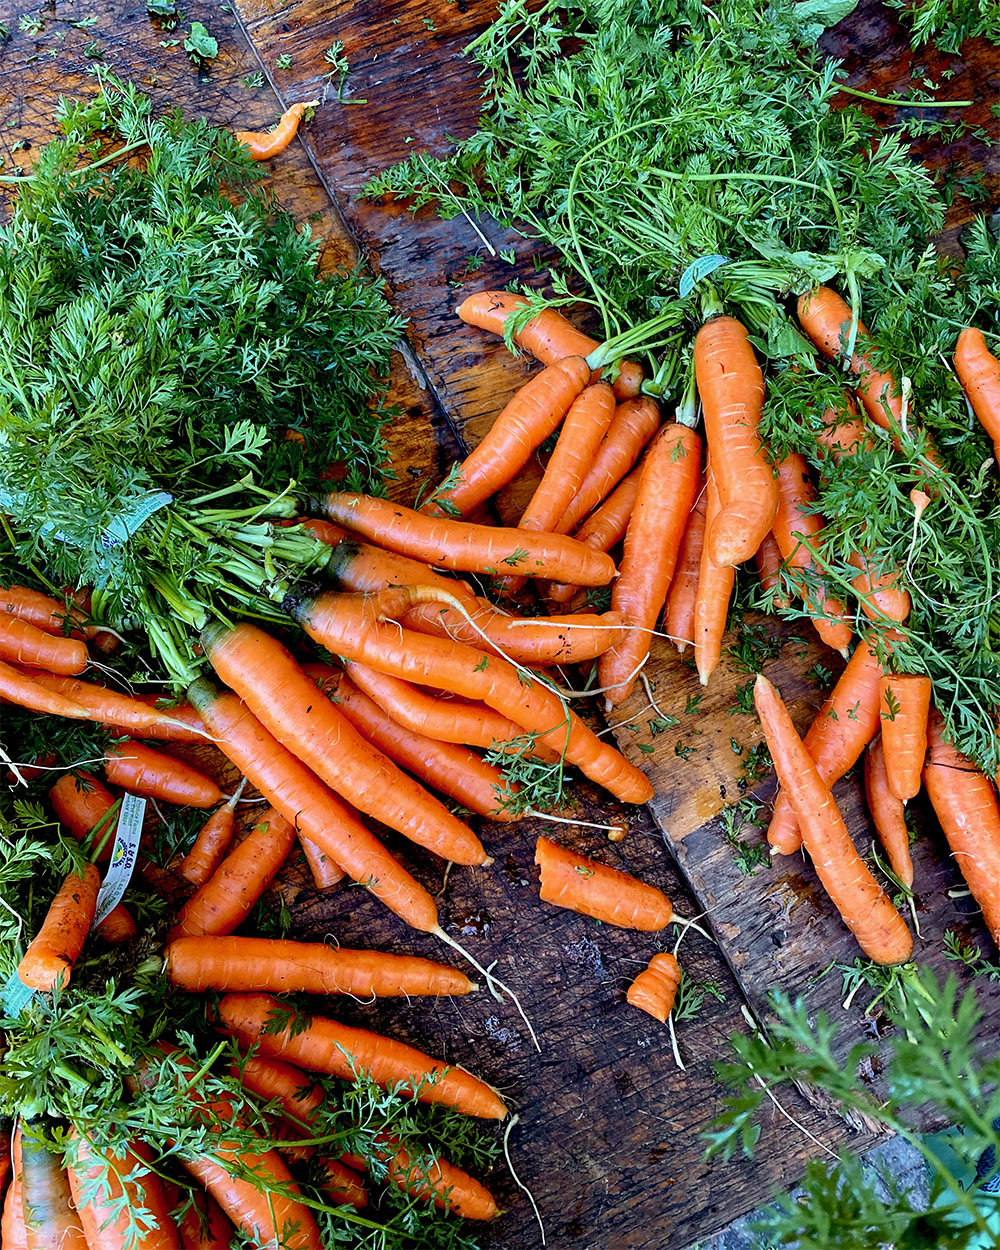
[1,3,998,1247]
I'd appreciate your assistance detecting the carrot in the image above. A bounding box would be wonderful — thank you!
[288,589,654,805]
[298,837,346,891]
[315,1159,369,1211]
[321,491,616,586]
[169,807,297,939]
[94,904,137,945]
[180,788,244,887]
[694,316,777,567]
[186,680,440,931]
[102,695,208,744]
[767,637,883,855]
[105,741,222,809]
[17,864,101,992]
[923,710,1000,946]
[846,552,911,624]
[663,474,708,650]
[546,464,643,605]
[49,771,117,859]
[8,669,203,737]
[303,665,514,820]
[161,1183,232,1250]
[0,661,92,718]
[0,585,91,638]
[235,101,314,161]
[814,395,873,461]
[753,674,913,964]
[535,836,673,930]
[456,289,643,398]
[316,528,477,604]
[201,622,488,867]
[19,1126,88,1250]
[600,420,702,707]
[626,951,681,1024]
[67,1134,180,1250]
[3,1130,26,1250]
[754,533,791,611]
[165,935,474,997]
[215,992,508,1119]
[864,736,914,890]
[693,468,737,686]
[0,616,89,675]
[878,673,932,802]
[954,327,1000,464]
[771,454,852,654]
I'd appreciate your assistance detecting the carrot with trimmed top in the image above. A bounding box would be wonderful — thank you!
[180,785,245,887]
[165,935,474,997]
[236,101,315,161]
[663,473,708,650]
[693,468,737,686]
[878,673,932,802]
[923,710,1000,947]
[8,669,203,736]
[322,491,616,586]
[216,992,508,1120]
[17,864,101,992]
[68,1134,180,1250]
[535,836,673,930]
[19,1127,88,1250]
[864,736,914,890]
[754,674,913,964]
[627,951,681,1024]
[0,615,89,675]
[201,622,488,867]
[105,742,222,809]
[954,327,1000,465]
[547,464,643,604]
[0,585,91,638]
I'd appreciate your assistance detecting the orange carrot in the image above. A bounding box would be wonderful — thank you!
[535,836,673,930]
[694,317,777,566]
[94,904,136,945]
[216,993,508,1119]
[102,695,209,744]
[814,394,873,461]
[201,622,488,866]
[9,669,202,737]
[322,491,616,586]
[864,736,914,890]
[236,101,313,160]
[316,1158,369,1211]
[0,616,89,675]
[298,837,345,891]
[847,552,911,624]
[520,381,617,529]
[164,935,474,997]
[161,1182,232,1250]
[105,742,222,809]
[768,638,883,855]
[17,864,101,992]
[546,464,643,605]
[923,710,1000,946]
[19,1127,88,1250]
[456,289,643,397]
[2,1140,26,1250]
[68,1134,180,1250]
[954,327,1000,464]
[626,951,681,1023]
[185,680,440,932]
[170,807,296,939]
[49,772,117,859]
[663,474,708,650]
[754,532,791,611]
[180,788,243,887]
[0,586,91,638]
[693,467,737,686]
[878,673,932,802]
[0,661,91,719]
[316,527,477,604]
[600,420,701,706]
[754,674,913,964]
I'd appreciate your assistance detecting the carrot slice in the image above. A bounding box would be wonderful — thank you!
[627,952,681,1023]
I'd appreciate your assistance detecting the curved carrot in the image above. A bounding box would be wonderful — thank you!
[68,1134,180,1250]
[315,527,477,604]
[878,673,932,802]
[693,468,736,685]
[165,935,474,997]
[0,616,89,675]
[694,316,776,566]
[456,289,643,398]
[663,474,708,650]
[601,421,701,706]
[535,836,673,930]
[754,675,912,964]
[626,951,681,1023]
[864,736,913,890]
[288,589,653,805]
[0,585,91,638]
[236,101,312,161]
[9,669,201,736]
[546,464,642,604]
[186,680,440,932]
[169,807,296,939]
[768,638,883,855]
[17,864,101,992]
[19,1127,88,1250]
[754,532,791,611]
[923,710,1000,947]
[180,790,242,887]
[954,327,1000,464]
[201,622,488,866]
[322,491,616,586]
[105,742,222,808]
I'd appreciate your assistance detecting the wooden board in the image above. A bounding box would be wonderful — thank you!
[1,2,998,1248]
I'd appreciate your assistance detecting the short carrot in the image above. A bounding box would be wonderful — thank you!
[878,673,932,802]
[236,101,314,161]
[299,837,345,891]
[94,904,137,945]
[626,951,682,1024]
[180,787,244,887]
[864,736,914,890]
[954,327,1000,465]
[105,742,222,809]
[753,674,913,965]
[0,585,91,638]
[693,468,737,686]
[535,836,673,930]
[663,473,708,651]
[68,1134,180,1250]
[17,864,101,992]
[847,552,911,625]
[0,615,89,676]
[546,464,643,605]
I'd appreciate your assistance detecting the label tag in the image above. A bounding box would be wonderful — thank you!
[1,968,36,1017]
[679,254,731,299]
[100,492,173,551]
[93,793,146,926]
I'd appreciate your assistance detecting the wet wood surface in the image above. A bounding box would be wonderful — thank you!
[1,2,998,1248]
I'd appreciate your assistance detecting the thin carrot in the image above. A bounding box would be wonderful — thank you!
[169,807,296,940]
[201,622,488,866]
[694,316,777,567]
[663,473,708,651]
[102,695,208,744]
[0,585,91,638]
[105,741,222,809]
[321,491,616,586]
[923,710,1000,946]
[288,588,654,805]
[754,674,913,964]
[754,532,791,611]
[954,327,1000,465]
[19,1126,88,1250]
[180,787,244,887]
[546,464,643,604]
[2,1139,26,1250]
[693,467,737,686]
[67,1134,180,1250]
[303,665,514,821]
[0,616,89,675]
[165,935,474,997]
[8,669,203,737]
[456,289,643,398]
[235,101,314,161]
[185,679,440,932]
[215,993,509,1119]
[17,864,101,992]
[535,836,673,930]
[864,736,914,890]
[767,638,883,855]
[626,951,681,1024]
[161,1182,232,1250]
[0,662,93,718]
[878,673,932,802]
[600,419,701,707]
[315,527,477,604]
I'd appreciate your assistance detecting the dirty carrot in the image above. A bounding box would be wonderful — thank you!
[17,863,101,992]
[180,785,245,887]
[0,615,89,675]
[535,836,673,930]
[235,100,316,161]
[547,464,643,604]
[754,674,912,964]
[693,468,737,686]
[878,673,932,802]
[19,1127,89,1250]
[663,473,708,651]
[954,327,1000,465]
[68,1135,180,1250]
[105,742,222,809]
[626,951,682,1024]
[864,736,914,890]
